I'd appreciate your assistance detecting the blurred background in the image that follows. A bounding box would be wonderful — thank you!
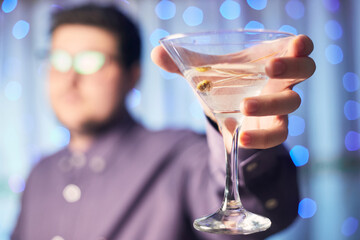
[0,0,359,239]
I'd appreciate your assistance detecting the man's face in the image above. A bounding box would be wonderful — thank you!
[49,24,130,133]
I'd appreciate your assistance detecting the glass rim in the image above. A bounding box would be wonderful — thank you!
[159,29,295,43]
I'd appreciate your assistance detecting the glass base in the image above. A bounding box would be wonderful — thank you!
[193,208,271,235]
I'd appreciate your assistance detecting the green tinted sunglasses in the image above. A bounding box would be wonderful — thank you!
[50,50,107,75]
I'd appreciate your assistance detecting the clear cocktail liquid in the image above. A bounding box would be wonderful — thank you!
[184,62,268,115]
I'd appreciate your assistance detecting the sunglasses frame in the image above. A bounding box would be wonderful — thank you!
[50,49,115,75]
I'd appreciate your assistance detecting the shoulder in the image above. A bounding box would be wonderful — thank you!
[36,147,69,169]
[26,148,69,184]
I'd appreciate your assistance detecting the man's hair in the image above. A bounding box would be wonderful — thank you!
[51,4,141,69]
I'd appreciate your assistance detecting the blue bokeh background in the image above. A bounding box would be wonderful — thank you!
[1,0,359,239]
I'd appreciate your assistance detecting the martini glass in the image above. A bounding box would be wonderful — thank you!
[160,29,294,235]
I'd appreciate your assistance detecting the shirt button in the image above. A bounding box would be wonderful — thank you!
[58,157,72,172]
[246,162,258,172]
[63,184,81,203]
[70,152,86,168]
[89,156,106,173]
[265,198,279,210]
[51,236,65,240]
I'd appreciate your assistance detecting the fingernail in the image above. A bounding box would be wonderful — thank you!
[245,99,259,113]
[241,133,251,146]
[273,60,286,76]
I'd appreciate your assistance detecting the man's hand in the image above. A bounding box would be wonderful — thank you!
[151,34,315,149]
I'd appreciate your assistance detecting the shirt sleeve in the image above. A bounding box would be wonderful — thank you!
[184,119,299,239]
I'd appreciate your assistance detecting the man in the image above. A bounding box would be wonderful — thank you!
[11,4,315,240]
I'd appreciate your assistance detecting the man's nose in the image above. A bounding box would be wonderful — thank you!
[65,68,81,85]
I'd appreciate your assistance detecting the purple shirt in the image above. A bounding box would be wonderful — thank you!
[11,113,299,240]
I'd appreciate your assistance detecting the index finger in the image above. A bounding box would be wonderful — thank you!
[151,45,181,74]
[286,34,314,57]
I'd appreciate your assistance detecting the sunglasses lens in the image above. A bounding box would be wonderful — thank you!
[50,50,72,72]
[74,51,106,75]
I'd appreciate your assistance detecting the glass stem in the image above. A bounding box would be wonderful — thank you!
[216,115,243,211]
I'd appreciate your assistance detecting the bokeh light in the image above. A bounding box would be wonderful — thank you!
[341,217,359,237]
[247,0,267,10]
[344,100,360,120]
[343,72,360,92]
[219,0,241,20]
[126,88,142,109]
[149,28,169,47]
[1,0,17,13]
[2,57,21,80]
[279,25,298,35]
[183,6,203,26]
[325,44,343,64]
[325,20,343,40]
[298,198,317,219]
[345,131,360,151]
[285,0,305,20]
[4,81,22,101]
[8,175,25,193]
[12,20,30,39]
[50,126,70,147]
[323,0,340,12]
[155,0,176,20]
[289,115,305,136]
[290,145,309,167]
[245,20,264,30]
